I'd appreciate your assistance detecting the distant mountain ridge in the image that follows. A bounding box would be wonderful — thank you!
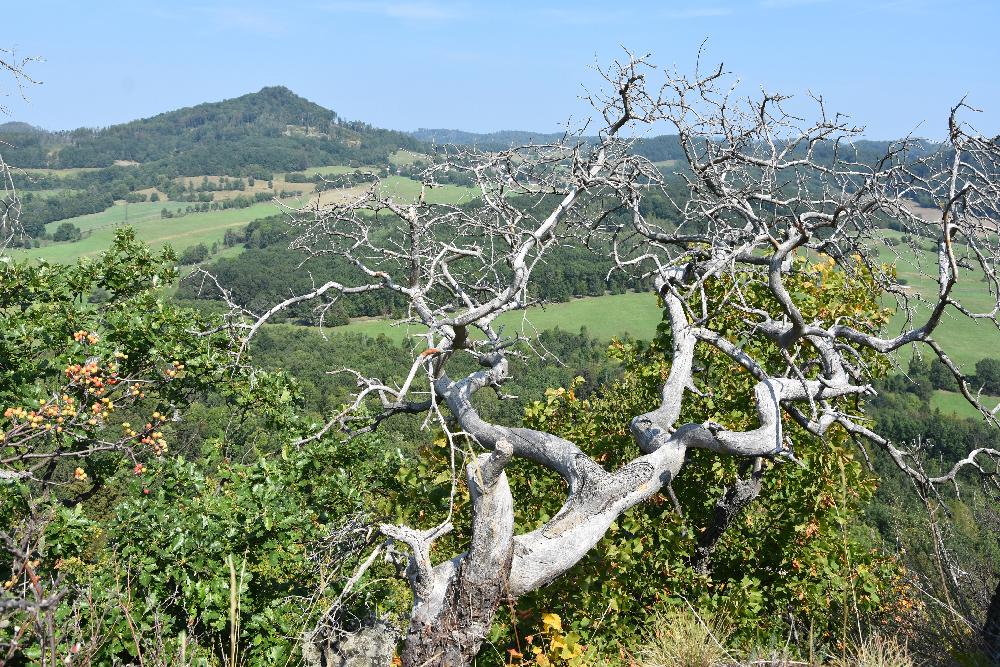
[0,86,422,175]
[410,128,576,149]
[409,128,689,163]
[0,90,950,178]
[411,128,945,168]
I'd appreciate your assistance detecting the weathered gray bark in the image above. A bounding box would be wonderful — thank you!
[689,463,765,574]
[393,445,515,667]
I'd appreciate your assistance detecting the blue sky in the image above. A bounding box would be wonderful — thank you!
[3,0,998,140]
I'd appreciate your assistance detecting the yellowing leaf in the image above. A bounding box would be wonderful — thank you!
[561,644,580,659]
[541,612,562,632]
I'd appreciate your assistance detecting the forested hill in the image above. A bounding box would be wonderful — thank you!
[410,128,946,167]
[0,121,44,134]
[410,128,573,148]
[0,87,423,174]
[410,128,688,162]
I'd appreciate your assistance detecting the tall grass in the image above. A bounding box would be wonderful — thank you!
[632,609,732,667]
[831,636,914,667]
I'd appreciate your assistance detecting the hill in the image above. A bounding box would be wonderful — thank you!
[0,121,46,134]
[410,127,687,162]
[0,87,423,174]
[408,129,945,168]
[410,128,575,149]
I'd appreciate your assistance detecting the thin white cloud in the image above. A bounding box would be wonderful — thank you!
[319,1,461,21]
[183,6,289,35]
[532,7,632,25]
[662,7,732,17]
[759,0,831,8]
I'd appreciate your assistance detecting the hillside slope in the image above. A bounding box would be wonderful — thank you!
[0,87,422,174]
[410,127,687,162]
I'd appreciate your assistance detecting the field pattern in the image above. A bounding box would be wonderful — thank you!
[10,167,479,263]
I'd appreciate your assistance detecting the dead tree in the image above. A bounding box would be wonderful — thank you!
[236,53,1000,665]
[0,47,39,249]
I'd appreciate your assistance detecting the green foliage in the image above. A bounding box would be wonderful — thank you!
[1,229,409,664]
[179,242,210,265]
[0,228,224,413]
[0,229,298,662]
[8,430,404,666]
[974,357,1000,395]
[51,221,82,242]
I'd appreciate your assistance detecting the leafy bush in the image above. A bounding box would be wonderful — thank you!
[52,221,82,242]
[179,242,210,265]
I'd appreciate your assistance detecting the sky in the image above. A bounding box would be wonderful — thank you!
[2,0,998,140]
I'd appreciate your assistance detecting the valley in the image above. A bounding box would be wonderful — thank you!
[4,86,999,420]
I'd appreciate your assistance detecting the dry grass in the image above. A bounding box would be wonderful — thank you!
[633,609,732,667]
[830,636,914,667]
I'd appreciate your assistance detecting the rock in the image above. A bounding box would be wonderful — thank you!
[302,616,398,667]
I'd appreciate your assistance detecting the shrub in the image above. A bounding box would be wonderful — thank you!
[179,242,210,265]
[52,222,82,242]
[974,357,1000,395]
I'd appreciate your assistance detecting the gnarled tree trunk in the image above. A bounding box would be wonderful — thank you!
[689,461,764,574]
[391,445,515,667]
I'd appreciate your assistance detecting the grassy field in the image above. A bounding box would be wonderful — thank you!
[301,152,431,176]
[21,167,103,176]
[301,165,370,177]
[377,175,478,204]
[873,230,1000,372]
[323,291,662,343]
[11,200,290,264]
[9,169,479,265]
[22,188,79,198]
[389,150,431,167]
[299,169,479,204]
[871,229,1000,418]
[930,389,1000,418]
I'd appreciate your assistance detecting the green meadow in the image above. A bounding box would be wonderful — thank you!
[270,291,663,344]
[300,164,368,177]
[872,230,1000,416]
[11,200,289,264]
[377,175,479,204]
[10,171,479,264]
[873,230,1000,372]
